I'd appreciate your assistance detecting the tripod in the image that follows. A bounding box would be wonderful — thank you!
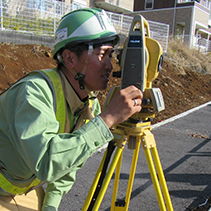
[81,120,174,211]
[81,14,172,211]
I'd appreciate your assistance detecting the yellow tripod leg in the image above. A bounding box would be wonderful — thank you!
[142,130,173,211]
[82,147,108,211]
[151,147,173,211]
[111,151,123,211]
[91,147,124,211]
[124,136,141,210]
[82,143,125,211]
[144,148,166,211]
[110,135,142,211]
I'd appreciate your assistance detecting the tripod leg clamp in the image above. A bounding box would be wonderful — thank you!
[112,129,127,148]
[142,130,156,149]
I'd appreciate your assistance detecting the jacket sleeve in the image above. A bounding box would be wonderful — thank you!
[8,76,113,210]
[41,115,113,210]
[42,170,77,211]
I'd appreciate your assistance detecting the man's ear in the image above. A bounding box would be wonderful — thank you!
[62,49,76,68]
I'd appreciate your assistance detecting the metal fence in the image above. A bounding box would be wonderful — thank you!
[106,11,169,52]
[194,36,211,53]
[176,34,211,53]
[0,0,169,52]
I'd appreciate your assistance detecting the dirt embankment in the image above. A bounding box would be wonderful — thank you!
[0,42,211,124]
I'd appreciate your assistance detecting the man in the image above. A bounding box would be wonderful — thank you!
[0,8,143,210]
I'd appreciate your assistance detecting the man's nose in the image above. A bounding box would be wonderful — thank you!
[105,57,113,70]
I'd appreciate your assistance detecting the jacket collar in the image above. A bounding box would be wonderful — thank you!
[59,71,88,115]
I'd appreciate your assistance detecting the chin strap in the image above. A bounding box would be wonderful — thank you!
[74,43,93,91]
[74,73,85,90]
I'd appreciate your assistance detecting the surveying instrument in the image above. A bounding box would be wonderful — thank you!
[82,14,174,211]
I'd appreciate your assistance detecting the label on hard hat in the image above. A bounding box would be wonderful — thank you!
[56,28,67,44]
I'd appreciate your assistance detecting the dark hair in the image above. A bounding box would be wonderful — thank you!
[65,43,89,58]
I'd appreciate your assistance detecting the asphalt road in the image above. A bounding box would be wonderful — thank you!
[58,101,211,211]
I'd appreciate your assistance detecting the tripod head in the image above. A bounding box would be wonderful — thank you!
[109,15,165,122]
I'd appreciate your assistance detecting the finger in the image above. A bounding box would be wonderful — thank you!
[132,102,142,113]
[121,85,143,99]
[120,85,138,94]
[129,89,143,100]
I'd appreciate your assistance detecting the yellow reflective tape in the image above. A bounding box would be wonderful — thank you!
[0,173,42,195]
[83,119,90,124]
[89,99,93,109]
[39,69,66,134]
[28,69,66,134]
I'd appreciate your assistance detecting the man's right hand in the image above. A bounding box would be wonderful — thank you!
[99,85,143,128]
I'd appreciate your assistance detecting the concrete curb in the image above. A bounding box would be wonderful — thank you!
[152,101,211,130]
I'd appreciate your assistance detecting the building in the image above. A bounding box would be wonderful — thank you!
[93,0,134,14]
[132,0,211,51]
[59,0,134,13]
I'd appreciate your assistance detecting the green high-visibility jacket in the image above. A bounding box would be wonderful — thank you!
[0,68,114,210]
